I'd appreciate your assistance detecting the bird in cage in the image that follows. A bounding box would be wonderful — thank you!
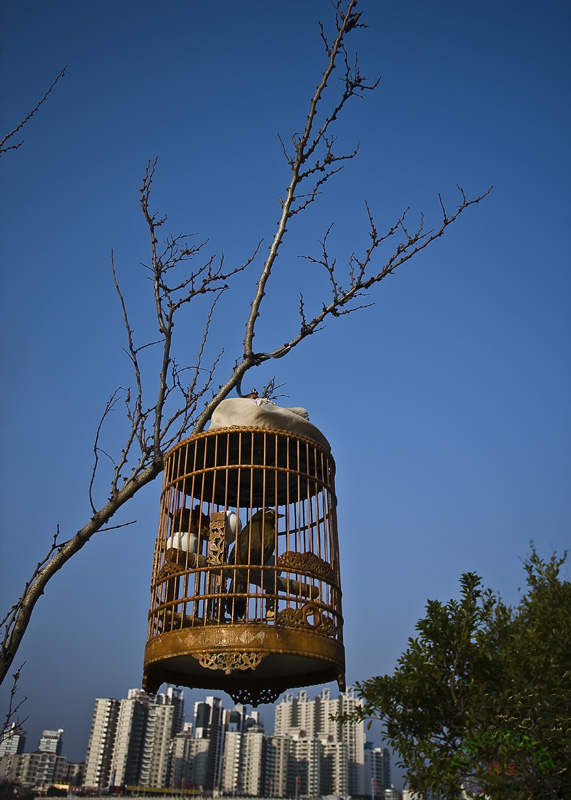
[236,508,281,566]
[225,508,282,619]
[166,504,210,554]
[224,510,241,545]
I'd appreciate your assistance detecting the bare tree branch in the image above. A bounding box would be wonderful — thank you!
[1,664,27,740]
[99,521,137,532]
[0,67,67,156]
[261,378,288,401]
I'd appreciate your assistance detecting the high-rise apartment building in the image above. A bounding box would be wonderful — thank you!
[0,724,26,756]
[320,737,348,797]
[337,687,366,795]
[165,686,185,736]
[274,686,366,796]
[169,729,209,789]
[110,689,149,786]
[84,698,120,789]
[192,695,223,792]
[38,729,64,755]
[0,752,67,787]
[365,743,391,797]
[315,688,341,739]
[288,735,321,797]
[84,688,184,790]
[219,703,266,796]
[140,697,175,787]
[220,727,265,796]
[220,729,241,793]
[264,735,289,797]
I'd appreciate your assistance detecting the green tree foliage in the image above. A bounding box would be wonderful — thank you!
[350,546,570,799]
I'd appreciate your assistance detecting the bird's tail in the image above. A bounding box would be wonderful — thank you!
[224,576,247,620]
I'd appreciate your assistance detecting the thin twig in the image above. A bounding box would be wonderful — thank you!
[0,67,67,155]
[1,663,28,739]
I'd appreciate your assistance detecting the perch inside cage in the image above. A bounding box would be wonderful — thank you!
[143,418,345,706]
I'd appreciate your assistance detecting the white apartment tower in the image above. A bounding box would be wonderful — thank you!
[169,728,209,790]
[264,735,289,797]
[0,724,26,756]
[220,730,242,793]
[110,689,149,787]
[320,738,348,797]
[293,690,316,739]
[85,687,184,790]
[364,744,391,797]
[274,687,365,796]
[38,729,64,755]
[314,688,342,739]
[140,699,174,787]
[274,690,316,739]
[241,730,265,796]
[142,687,184,787]
[84,698,120,789]
[220,703,267,797]
[288,736,321,797]
[274,694,294,737]
[338,686,366,795]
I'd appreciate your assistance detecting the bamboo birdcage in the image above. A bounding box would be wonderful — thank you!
[142,426,345,706]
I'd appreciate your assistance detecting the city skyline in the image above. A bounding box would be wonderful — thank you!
[1,687,394,795]
[1,686,386,760]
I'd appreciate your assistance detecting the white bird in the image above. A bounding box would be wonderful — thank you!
[179,532,198,553]
[166,532,183,550]
[224,510,242,545]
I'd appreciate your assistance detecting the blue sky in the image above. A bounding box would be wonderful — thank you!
[1,0,570,780]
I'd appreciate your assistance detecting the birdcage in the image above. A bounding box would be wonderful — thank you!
[142,426,345,705]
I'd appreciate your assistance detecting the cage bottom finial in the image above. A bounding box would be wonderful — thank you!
[229,686,282,707]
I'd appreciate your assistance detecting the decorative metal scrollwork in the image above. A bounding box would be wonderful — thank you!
[195,651,266,675]
[276,603,337,636]
[207,511,227,566]
[153,561,181,587]
[229,687,282,706]
[277,551,336,583]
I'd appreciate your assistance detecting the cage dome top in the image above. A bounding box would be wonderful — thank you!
[209,397,331,451]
